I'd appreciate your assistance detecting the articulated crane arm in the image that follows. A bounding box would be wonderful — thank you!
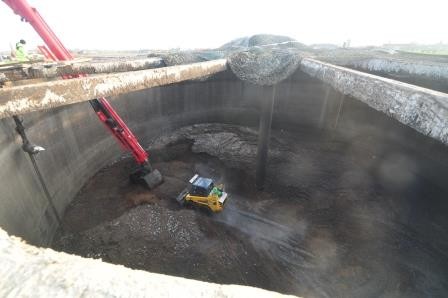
[2,0,163,189]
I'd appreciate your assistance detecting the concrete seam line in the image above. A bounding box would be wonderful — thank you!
[300,58,448,145]
[0,59,228,119]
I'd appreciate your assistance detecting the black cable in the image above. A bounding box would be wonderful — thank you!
[12,115,62,226]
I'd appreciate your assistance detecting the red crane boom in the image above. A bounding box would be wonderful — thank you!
[3,0,163,188]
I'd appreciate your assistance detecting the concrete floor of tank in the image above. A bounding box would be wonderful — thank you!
[52,128,448,298]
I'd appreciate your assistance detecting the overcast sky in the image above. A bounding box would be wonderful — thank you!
[0,0,446,51]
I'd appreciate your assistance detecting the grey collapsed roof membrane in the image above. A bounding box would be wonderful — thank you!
[151,34,306,86]
[228,47,302,86]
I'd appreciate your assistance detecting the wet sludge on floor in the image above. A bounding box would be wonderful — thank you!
[52,124,448,298]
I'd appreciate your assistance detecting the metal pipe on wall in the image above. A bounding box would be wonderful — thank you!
[255,85,276,189]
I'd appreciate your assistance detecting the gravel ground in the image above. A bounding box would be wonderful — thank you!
[53,124,448,297]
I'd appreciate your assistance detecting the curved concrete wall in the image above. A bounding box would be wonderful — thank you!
[1,69,447,245]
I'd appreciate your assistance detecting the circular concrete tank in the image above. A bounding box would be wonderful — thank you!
[1,69,448,297]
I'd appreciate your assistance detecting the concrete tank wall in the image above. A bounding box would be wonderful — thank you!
[1,69,447,245]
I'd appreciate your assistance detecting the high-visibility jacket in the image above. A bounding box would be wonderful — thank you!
[15,43,28,62]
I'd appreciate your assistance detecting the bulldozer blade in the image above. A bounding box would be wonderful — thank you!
[176,188,188,206]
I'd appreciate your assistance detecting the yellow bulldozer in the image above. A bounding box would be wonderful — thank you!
[176,174,228,212]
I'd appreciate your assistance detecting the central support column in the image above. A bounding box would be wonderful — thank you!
[256,85,276,189]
